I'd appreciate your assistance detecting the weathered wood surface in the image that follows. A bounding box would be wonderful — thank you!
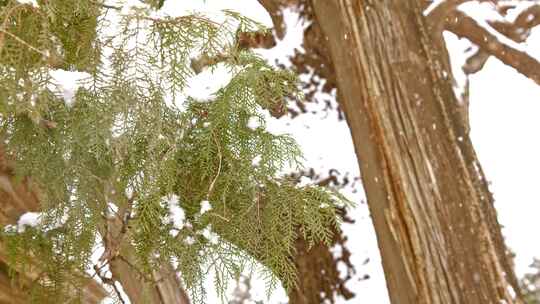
[309,1,522,303]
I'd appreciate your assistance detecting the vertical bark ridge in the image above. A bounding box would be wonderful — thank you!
[311,0,522,303]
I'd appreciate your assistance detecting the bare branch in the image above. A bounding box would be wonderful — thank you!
[462,49,490,75]
[424,2,540,81]
[93,264,127,304]
[89,1,122,11]
[424,0,469,33]
[446,10,540,85]
[257,0,287,39]
[488,4,540,42]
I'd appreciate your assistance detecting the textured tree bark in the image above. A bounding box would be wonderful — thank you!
[308,1,523,303]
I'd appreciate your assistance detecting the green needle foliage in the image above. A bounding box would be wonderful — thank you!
[0,1,351,303]
[522,259,540,304]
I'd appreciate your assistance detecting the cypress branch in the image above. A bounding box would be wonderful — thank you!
[0,1,352,302]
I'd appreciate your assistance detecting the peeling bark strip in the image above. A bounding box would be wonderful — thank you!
[310,1,522,303]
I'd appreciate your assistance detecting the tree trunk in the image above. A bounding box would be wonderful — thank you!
[308,1,522,303]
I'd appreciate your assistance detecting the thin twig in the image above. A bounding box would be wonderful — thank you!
[0,28,49,57]
[447,10,540,85]
[90,0,122,11]
[207,130,222,198]
[116,254,155,283]
[138,14,222,27]
[90,261,111,280]
[209,212,230,222]
[93,264,127,304]
[206,130,230,221]
[0,6,66,67]
[0,3,26,54]
[111,283,127,304]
